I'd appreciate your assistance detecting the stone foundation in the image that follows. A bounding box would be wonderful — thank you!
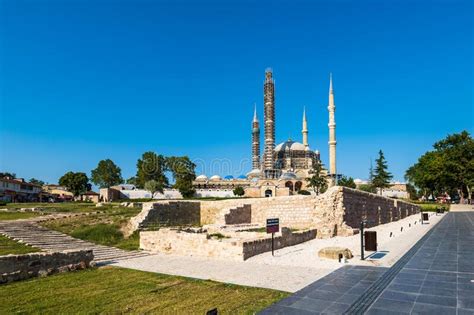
[0,250,93,284]
[128,187,420,238]
[140,228,316,261]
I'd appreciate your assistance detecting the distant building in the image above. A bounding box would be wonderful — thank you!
[42,184,74,202]
[0,178,43,202]
[99,185,183,202]
[76,191,100,203]
[353,179,409,199]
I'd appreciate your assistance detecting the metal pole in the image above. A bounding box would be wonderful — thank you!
[272,232,274,256]
[360,221,365,260]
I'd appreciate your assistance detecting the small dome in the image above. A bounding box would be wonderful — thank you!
[210,175,222,181]
[275,140,306,152]
[195,175,208,181]
[246,169,261,178]
[224,175,234,180]
[237,175,247,179]
[280,172,298,180]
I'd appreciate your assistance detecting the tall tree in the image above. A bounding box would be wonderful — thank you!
[338,176,357,189]
[166,156,196,198]
[144,180,163,197]
[58,172,89,196]
[29,178,45,186]
[91,159,123,188]
[306,161,328,195]
[135,152,168,189]
[406,131,473,202]
[372,150,393,194]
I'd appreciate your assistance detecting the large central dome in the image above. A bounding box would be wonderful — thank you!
[274,139,306,152]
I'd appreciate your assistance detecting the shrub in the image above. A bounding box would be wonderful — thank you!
[298,190,311,195]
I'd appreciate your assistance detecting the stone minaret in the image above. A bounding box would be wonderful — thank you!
[328,73,337,179]
[263,68,275,176]
[251,103,260,170]
[302,107,309,148]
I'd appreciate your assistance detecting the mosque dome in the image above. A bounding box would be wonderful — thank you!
[195,175,208,181]
[224,175,234,180]
[210,175,222,181]
[274,139,306,152]
[237,175,247,179]
[246,169,261,178]
[279,171,298,180]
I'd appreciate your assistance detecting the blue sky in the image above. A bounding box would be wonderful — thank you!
[0,0,472,185]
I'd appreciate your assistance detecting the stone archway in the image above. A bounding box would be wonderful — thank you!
[295,181,302,192]
[265,189,273,197]
[285,181,294,192]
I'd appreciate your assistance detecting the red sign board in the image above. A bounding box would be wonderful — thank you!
[266,218,279,234]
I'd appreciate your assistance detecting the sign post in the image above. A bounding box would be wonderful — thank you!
[266,218,279,256]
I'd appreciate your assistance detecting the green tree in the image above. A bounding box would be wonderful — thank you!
[135,152,168,189]
[0,172,16,179]
[29,178,45,186]
[91,159,123,188]
[306,161,328,195]
[233,186,245,196]
[166,156,196,198]
[406,131,474,202]
[358,184,377,193]
[372,150,393,194]
[144,180,163,198]
[126,176,138,186]
[338,176,356,189]
[58,172,89,197]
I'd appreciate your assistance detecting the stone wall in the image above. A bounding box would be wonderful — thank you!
[242,228,317,260]
[140,228,317,261]
[128,186,420,238]
[124,201,201,237]
[0,250,93,284]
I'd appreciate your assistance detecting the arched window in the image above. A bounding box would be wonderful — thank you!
[265,189,273,197]
[285,181,294,192]
[295,181,302,192]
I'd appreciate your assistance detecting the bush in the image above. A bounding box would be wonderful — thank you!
[298,190,311,195]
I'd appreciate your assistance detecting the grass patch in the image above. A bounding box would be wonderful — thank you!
[41,206,142,250]
[0,267,288,314]
[417,203,449,212]
[0,235,40,255]
[0,211,40,221]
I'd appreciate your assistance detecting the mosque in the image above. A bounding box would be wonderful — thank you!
[193,68,337,197]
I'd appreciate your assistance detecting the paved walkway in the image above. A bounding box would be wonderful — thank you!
[0,219,149,264]
[261,210,474,314]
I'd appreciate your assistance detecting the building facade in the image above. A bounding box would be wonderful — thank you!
[0,178,43,202]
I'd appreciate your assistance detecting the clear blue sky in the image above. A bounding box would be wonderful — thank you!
[1,0,472,185]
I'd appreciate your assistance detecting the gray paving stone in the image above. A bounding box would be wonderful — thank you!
[379,290,418,302]
[411,302,457,315]
[416,294,457,307]
[290,297,331,313]
[370,298,414,313]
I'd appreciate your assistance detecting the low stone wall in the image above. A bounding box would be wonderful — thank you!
[242,228,317,260]
[0,250,93,284]
[140,228,317,261]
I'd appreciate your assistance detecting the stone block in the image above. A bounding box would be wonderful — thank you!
[318,247,353,260]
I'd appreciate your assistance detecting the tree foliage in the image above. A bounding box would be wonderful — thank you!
[338,176,356,189]
[166,156,196,198]
[58,172,89,196]
[144,180,163,197]
[91,159,123,188]
[372,150,393,193]
[29,178,45,186]
[233,186,245,196]
[405,131,474,201]
[135,152,168,189]
[0,172,16,179]
[306,161,328,195]
[358,184,377,193]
